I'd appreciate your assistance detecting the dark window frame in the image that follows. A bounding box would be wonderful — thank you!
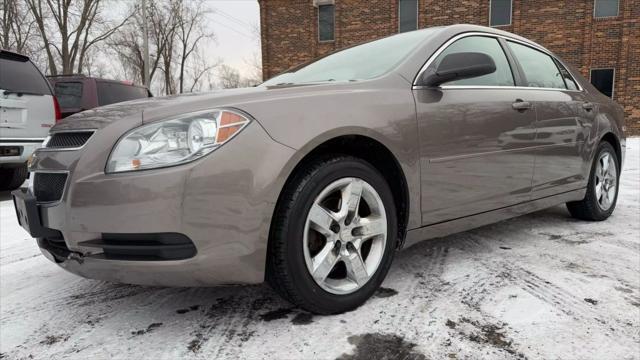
[318,4,335,42]
[553,59,580,91]
[489,0,513,27]
[590,68,616,98]
[398,0,418,33]
[593,0,619,18]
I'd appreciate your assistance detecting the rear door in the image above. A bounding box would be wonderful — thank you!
[0,52,55,140]
[505,41,595,198]
[414,34,538,225]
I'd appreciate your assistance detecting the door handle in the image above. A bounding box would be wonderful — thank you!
[582,102,594,111]
[512,99,531,111]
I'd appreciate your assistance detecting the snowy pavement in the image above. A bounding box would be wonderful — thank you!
[1,139,639,360]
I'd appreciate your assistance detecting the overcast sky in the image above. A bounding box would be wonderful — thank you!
[206,0,261,75]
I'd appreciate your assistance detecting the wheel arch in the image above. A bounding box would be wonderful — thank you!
[600,132,622,166]
[269,133,411,251]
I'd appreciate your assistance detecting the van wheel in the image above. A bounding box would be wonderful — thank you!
[0,164,28,191]
[567,142,619,221]
[267,156,397,314]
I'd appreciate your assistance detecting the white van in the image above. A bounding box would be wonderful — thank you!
[0,50,60,190]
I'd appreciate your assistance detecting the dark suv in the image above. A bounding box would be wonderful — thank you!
[47,75,151,118]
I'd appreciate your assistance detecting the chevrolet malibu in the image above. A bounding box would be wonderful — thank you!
[12,25,626,314]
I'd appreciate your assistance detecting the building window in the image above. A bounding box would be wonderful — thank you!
[490,0,512,26]
[590,68,615,98]
[594,0,619,18]
[399,0,418,33]
[318,4,334,42]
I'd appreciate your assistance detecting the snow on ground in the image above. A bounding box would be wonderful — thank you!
[1,139,639,360]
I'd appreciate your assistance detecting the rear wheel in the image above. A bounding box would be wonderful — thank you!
[267,156,397,314]
[0,164,28,191]
[567,142,619,221]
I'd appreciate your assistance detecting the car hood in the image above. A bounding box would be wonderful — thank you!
[50,83,350,132]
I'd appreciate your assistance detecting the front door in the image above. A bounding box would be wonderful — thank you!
[413,35,537,226]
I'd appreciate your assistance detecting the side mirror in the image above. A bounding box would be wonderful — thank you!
[419,52,497,87]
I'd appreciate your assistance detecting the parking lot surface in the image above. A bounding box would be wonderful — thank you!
[1,138,638,360]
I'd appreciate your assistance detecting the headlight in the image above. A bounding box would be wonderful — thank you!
[106,109,250,173]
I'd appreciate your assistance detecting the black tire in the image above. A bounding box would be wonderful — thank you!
[267,156,398,314]
[566,141,619,221]
[0,164,28,191]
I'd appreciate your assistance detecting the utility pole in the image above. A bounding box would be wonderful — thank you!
[142,0,150,87]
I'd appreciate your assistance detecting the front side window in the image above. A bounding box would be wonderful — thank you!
[490,0,512,26]
[399,0,418,33]
[590,69,615,97]
[263,29,437,85]
[54,82,83,109]
[507,41,566,89]
[594,0,619,18]
[318,5,335,42]
[429,36,515,86]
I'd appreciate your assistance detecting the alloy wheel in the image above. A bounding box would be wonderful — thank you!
[303,177,387,295]
[594,151,617,211]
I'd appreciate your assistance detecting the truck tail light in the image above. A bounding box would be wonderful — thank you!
[53,96,62,122]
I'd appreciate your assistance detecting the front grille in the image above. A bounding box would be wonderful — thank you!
[46,131,94,149]
[33,172,67,203]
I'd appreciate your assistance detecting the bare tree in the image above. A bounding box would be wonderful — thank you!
[1,0,38,53]
[175,0,214,93]
[24,0,130,75]
[218,64,241,89]
[186,49,221,92]
[243,51,263,86]
[109,0,178,87]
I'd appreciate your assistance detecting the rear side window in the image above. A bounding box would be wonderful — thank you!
[430,36,515,86]
[54,82,83,108]
[97,82,149,106]
[555,61,579,90]
[507,41,566,89]
[0,53,52,95]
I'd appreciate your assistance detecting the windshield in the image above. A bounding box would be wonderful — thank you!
[262,29,438,86]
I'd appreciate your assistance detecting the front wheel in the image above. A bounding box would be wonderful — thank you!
[267,156,397,314]
[567,141,620,221]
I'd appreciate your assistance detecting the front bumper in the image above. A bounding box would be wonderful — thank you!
[18,122,296,286]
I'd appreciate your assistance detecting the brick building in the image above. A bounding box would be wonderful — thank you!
[258,0,639,134]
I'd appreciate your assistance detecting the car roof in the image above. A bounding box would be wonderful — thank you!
[438,24,551,53]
